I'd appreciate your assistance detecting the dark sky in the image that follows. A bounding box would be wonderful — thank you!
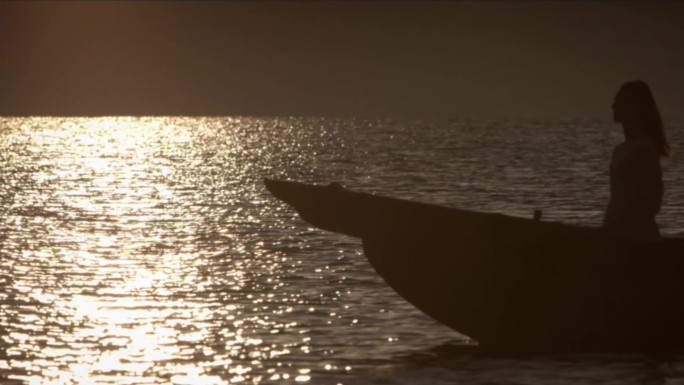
[1,1,683,118]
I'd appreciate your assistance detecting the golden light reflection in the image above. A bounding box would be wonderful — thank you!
[33,118,231,384]
[0,117,331,384]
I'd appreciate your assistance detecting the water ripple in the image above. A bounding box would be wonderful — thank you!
[1,116,683,384]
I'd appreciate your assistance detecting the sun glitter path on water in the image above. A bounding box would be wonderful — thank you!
[0,117,316,384]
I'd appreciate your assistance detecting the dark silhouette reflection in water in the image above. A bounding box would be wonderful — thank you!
[603,80,670,241]
[372,344,684,385]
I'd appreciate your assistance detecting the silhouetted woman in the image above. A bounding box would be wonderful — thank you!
[603,80,669,241]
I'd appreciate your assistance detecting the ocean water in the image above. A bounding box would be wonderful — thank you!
[1,116,684,385]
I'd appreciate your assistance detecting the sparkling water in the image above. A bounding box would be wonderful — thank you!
[1,116,683,384]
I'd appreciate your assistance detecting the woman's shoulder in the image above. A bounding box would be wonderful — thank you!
[633,136,660,157]
[612,137,660,169]
[616,136,659,157]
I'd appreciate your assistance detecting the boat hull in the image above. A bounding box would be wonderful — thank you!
[265,179,684,354]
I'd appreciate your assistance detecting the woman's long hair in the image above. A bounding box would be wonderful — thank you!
[618,80,670,157]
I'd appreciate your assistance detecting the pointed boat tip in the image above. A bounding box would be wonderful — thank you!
[264,179,348,192]
[264,179,350,205]
[264,178,294,203]
[263,178,288,189]
[264,179,315,200]
[263,178,275,191]
[263,178,283,196]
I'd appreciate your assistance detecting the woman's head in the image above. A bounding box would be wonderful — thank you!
[613,80,669,157]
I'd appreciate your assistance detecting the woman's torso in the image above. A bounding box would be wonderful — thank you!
[603,136,663,241]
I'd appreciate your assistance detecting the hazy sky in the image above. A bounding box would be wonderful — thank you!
[1,1,683,118]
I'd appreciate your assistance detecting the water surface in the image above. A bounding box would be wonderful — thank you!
[1,117,683,384]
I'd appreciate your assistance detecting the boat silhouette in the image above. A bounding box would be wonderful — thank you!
[265,179,684,354]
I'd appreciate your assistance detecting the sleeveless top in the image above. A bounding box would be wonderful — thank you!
[603,136,663,241]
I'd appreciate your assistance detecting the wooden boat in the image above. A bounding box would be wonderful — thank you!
[265,179,684,354]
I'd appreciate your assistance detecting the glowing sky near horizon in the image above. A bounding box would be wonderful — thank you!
[1,1,683,118]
